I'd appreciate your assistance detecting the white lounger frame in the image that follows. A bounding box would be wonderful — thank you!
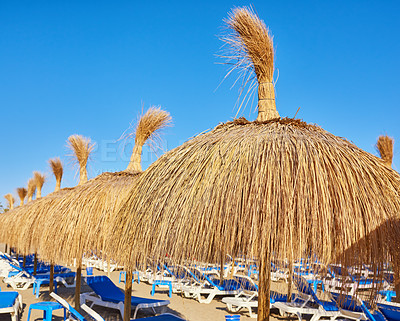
[0,293,22,321]
[80,292,169,319]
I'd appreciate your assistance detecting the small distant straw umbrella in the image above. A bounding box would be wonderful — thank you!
[3,194,14,253]
[109,7,400,321]
[48,157,63,292]
[32,172,46,275]
[16,188,27,206]
[39,107,171,314]
[4,194,15,210]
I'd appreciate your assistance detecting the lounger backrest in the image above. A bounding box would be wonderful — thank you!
[84,276,124,301]
[81,304,105,321]
[50,292,86,321]
[293,275,322,305]
[234,275,258,292]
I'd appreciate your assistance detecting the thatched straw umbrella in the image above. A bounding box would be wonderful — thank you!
[38,107,171,314]
[108,7,400,321]
[32,172,46,275]
[47,157,63,292]
[4,194,15,210]
[16,188,27,207]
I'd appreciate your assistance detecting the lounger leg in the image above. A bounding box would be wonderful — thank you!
[132,307,139,320]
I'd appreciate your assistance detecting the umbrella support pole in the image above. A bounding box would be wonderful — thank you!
[124,270,133,321]
[33,253,38,276]
[23,255,26,268]
[257,251,271,321]
[75,259,82,311]
[394,264,400,303]
[5,244,8,254]
[287,261,293,302]
[49,264,54,293]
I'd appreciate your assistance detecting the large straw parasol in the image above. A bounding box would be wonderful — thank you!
[109,7,400,321]
[38,107,171,313]
[4,194,15,210]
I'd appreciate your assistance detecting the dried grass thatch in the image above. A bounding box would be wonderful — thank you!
[27,178,36,202]
[221,6,278,121]
[38,107,171,264]
[49,158,63,192]
[33,172,46,199]
[4,194,15,210]
[16,187,27,206]
[376,135,394,168]
[67,135,95,185]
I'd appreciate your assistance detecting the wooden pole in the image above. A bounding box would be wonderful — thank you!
[5,244,8,254]
[75,257,82,311]
[49,264,54,293]
[23,255,26,268]
[287,261,293,302]
[33,252,38,276]
[257,250,271,321]
[124,270,133,321]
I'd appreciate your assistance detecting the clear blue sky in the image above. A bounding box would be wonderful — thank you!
[1,1,399,203]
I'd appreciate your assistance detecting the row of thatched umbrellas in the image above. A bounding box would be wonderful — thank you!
[2,6,400,321]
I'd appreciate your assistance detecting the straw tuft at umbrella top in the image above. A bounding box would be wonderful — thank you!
[67,135,95,185]
[33,172,46,199]
[4,194,15,210]
[16,187,27,206]
[27,178,36,202]
[49,158,63,192]
[222,6,278,121]
[376,135,394,168]
[126,107,172,172]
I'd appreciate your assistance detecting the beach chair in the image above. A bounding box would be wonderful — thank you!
[274,275,366,321]
[180,267,242,304]
[51,292,104,321]
[0,290,22,321]
[81,276,170,319]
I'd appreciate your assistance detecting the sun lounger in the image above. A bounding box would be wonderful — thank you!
[51,292,104,321]
[274,275,366,321]
[180,268,242,304]
[0,291,22,321]
[82,276,170,319]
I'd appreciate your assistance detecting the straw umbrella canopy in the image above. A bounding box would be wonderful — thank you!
[4,194,15,210]
[37,107,171,314]
[108,7,400,321]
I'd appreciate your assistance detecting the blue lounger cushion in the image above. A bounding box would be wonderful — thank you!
[0,292,19,308]
[85,276,168,306]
